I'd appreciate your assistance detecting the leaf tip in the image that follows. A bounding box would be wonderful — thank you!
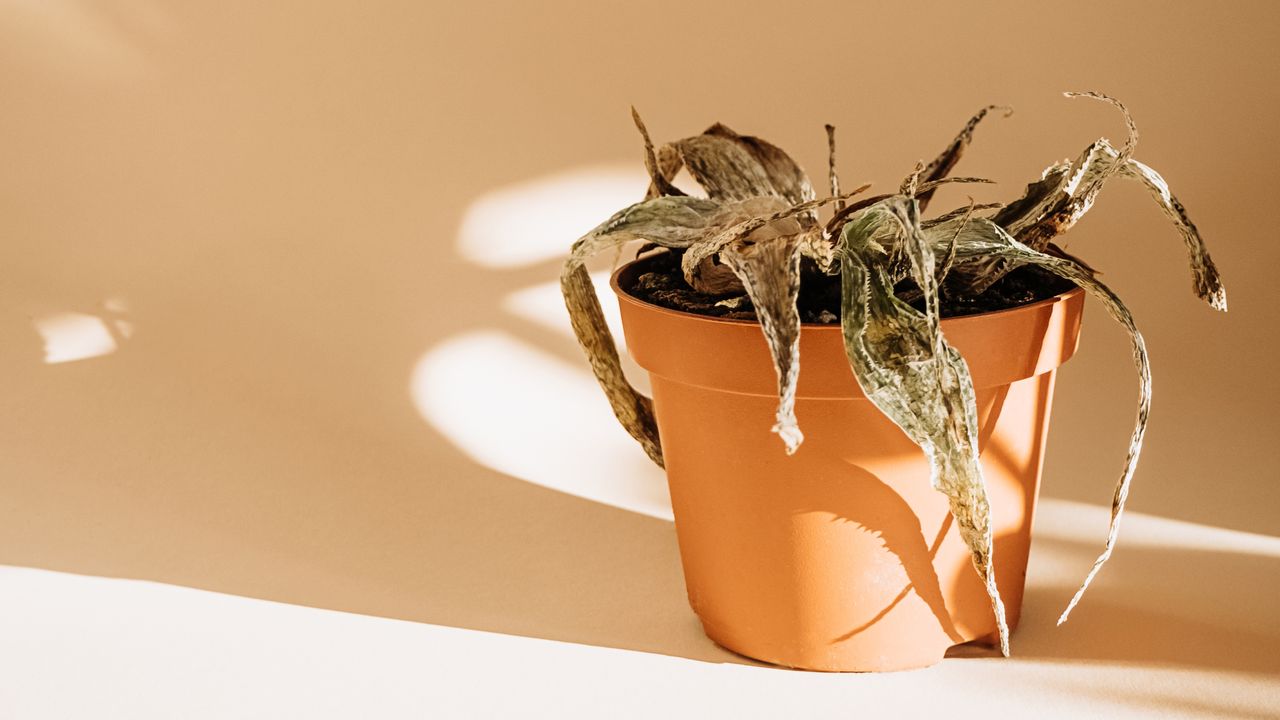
[1058,585,1087,626]
[772,420,805,455]
[630,106,648,136]
[1210,289,1229,312]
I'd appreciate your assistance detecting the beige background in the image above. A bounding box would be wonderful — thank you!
[1,1,1278,716]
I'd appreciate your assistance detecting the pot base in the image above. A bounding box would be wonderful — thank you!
[702,619,1013,672]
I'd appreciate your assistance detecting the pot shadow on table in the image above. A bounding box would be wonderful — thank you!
[944,533,1280,719]
[943,537,1280,677]
[941,432,1280,678]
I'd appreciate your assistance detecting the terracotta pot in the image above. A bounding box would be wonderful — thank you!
[611,259,1085,672]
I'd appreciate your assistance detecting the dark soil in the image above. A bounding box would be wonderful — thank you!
[624,249,1076,323]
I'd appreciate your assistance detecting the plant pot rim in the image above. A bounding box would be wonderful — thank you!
[610,256,1085,330]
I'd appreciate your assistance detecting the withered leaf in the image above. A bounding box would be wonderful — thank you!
[951,98,1225,312]
[917,105,1012,212]
[681,192,866,291]
[681,192,863,453]
[721,232,806,453]
[700,123,817,205]
[632,107,685,200]
[1077,141,1228,311]
[1012,92,1138,253]
[825,124,844,213]
[561,196,728,467]
[929,216,1152,625]
[837,197,1011,656]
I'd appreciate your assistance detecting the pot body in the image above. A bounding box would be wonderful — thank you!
[613,261,1085,672]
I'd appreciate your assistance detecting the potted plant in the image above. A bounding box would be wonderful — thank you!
[559,93,1226,672]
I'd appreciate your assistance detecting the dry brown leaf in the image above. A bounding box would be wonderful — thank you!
[917,105,1012,212]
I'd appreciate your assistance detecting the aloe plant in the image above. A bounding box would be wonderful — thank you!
[560,92,1227,656]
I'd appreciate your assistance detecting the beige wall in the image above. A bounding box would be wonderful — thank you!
[1,0,1276,653]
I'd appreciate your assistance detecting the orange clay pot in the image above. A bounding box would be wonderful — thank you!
[611,259,1085,672]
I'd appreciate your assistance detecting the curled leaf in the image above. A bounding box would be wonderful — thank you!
[1015,92,1138,252]
[1083,142,1227,311]
[991,162,1073,235]
[705,123,817,206]
[656,123,816,206]
[953,135,1226,311]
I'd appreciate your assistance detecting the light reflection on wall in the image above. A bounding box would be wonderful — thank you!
[419,167,668,519]
[501,271,626,350]
[456,167,648,269]
[411,330,670,520]
[33,308,132,364]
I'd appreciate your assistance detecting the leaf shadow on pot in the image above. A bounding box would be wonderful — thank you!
[807,471,965,647]
[829,512,957,643]
[810,378,1033,646]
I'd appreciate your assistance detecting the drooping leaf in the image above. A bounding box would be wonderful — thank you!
[1077,141,1228,311]
[681,196,795,292]
[575,196,727,252]
[926,216,1153,624]
[837,197,1011,656]
[561,196,727,467]
[680,192,866,453]
[720,232,806,453]
[951,135,1226,311]
[562,263,664,465]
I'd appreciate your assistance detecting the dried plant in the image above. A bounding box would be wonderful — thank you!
[560,92,1227,655]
